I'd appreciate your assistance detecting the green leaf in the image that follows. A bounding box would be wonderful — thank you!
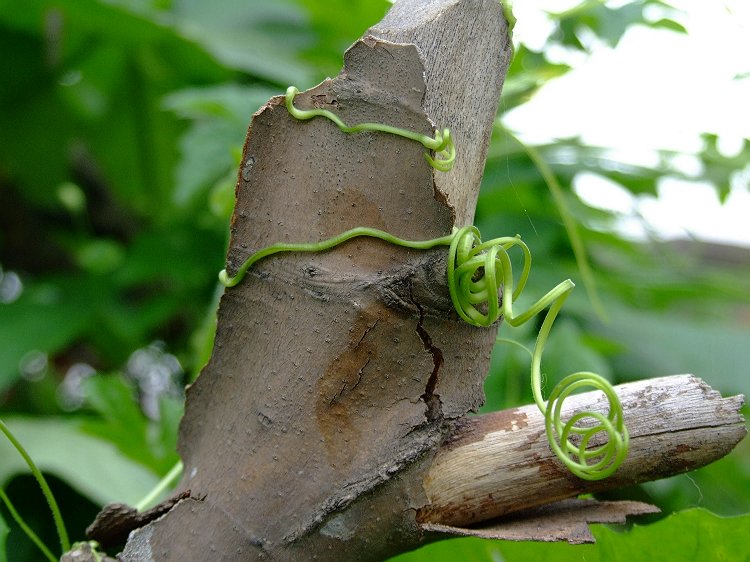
[388,536,506,562]
[0,417,158,506]
[171,0,316,84]
[593,509,750,562]
[543,318,613,382]
[593,302,750,397]
[297,0,391,77]
[163,84,275,206]
[641,436,750,517]
[80,375,181,474]
[553,1,647,49]
[74,239,126,275]
[650,18,688,34]
[699,134,750,201]
[0,278,98,392]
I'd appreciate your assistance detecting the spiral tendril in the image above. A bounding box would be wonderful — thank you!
[447,226,628,480]
[220,225,628,479]
[285,86,456,172]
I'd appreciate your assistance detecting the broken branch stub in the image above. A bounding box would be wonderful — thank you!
[419,374,746,540]
[115,1,511,561]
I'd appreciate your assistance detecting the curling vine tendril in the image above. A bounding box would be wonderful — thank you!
[218,87,629,481]
[285,86,456,172]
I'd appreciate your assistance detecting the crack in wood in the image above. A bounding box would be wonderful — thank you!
[410,283,444,422]
[329,357,371,405]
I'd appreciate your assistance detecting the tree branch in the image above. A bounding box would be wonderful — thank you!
[420,375,746,531]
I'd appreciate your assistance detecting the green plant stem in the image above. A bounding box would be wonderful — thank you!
[220,227,455,287]
[0,418,70,553]
[447,225,626,479]
[0,488,57,562]
[135,461,184,512]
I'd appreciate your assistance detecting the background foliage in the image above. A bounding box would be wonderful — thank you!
[0,0,748,560]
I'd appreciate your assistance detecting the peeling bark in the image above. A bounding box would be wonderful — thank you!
[423,499,661,545]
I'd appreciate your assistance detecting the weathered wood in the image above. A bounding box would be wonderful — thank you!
[114,2,512,561]
[420,375,746,530]
[423,498,660,545]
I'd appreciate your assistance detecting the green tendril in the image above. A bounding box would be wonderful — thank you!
[0,418,70,555]
[218,225,628,480]
[0,488,57,562]
[446,226,628,480]
[285,86,456,172]
[219,226,455,287]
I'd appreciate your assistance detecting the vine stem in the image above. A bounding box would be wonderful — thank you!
[0,488,57,562]
[0,418,70,554]
[134,461,184,512]
[220,227,455,287]
[285,86,456,172]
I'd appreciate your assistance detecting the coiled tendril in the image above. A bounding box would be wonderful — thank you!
[285,86,456,172]
[447,226,628,480]
[220,225,628,480]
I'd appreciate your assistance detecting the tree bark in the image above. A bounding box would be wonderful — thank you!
[115,1,512,561]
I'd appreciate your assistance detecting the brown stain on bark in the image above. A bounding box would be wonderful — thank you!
[315,301,388,467]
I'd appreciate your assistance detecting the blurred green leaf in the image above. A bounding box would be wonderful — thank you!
[593,302,750,396]
[79,374,180,474]
[74,239,126,275]
[501,48,571,110]
[0,278,98,392]
[543,318,614,382]
[163,84,275,207]
[389,536,505,562]
[650,18,687,34]
[0,417,158,506]
[553,1,646,49]
[171,0,315,84]
[699,134,750,201]
[641,436,750,517]
[593,508,750,562]
[297,0,390,77]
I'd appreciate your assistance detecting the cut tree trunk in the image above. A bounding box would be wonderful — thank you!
[117,1,512,560]
[79,2,747,561]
